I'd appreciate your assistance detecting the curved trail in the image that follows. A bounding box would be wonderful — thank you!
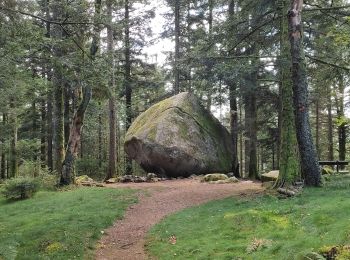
[95,179,263,260]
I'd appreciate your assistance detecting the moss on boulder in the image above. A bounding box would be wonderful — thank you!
[321,167,334,175]
[125,92,233,178]
[261,171,279,182]
[75,175,94,185]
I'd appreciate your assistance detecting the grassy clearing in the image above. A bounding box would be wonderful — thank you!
[146,175,350,260]
[0,187,137,260]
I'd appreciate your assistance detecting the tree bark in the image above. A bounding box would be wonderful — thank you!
[288,0,321,186]
[228,0,240,178]
[174,0,180,94]
[327,85,334,161]
[248,91,258,179]
[64,83,71,148]
[51,0,65,176]
[40,96,47,167]
[45,0,53,171]
[1,113,7,179]
[124,0,133,175]
[9,99,18,178]
[98,102,103,168]
[47,88,53,171]
[60,0,102,185]
[276,0,300,187]
[315,91,320,156]
[106,0,117,180]
[337,74,346,166]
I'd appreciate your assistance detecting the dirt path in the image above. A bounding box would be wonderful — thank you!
[95,179,263,260]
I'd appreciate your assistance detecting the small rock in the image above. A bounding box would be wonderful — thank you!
[226,172,235,178]
[147,173,157,180]
[105,178,119,184]
[201,173,228,182]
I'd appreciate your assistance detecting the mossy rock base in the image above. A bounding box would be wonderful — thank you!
[125,92,233,178]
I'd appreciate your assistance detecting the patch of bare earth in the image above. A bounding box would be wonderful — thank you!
[95,179,263,260]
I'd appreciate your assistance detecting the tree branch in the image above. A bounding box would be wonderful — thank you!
[0,6,103,25]
[228,14,279,53]
[304,4,350,12]
[305,54,350,71]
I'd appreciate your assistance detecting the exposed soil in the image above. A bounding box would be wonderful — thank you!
[95,178,263,260]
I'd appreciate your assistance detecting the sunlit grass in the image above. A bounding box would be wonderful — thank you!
[0,187,137,260]
[146,175,350,259]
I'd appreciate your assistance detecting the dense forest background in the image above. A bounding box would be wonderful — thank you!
[0,0,349,184]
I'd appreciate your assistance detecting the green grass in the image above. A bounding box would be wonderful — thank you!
[0,187,137,260]
[146,176,350,260]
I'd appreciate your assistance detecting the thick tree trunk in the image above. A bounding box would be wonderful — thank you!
[61,87,91,184]
[288,0,321,186]
[60,0,102,185]
[327,86,334,161]
[51,0,65,176]
[276,0,300,187]
[243,85,258,179]
[124,0,133,175]
[174,0,180,94]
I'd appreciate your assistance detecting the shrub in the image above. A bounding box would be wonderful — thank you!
[2,177,39,200]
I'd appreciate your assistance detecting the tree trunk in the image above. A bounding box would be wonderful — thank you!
[51,0,65,176]
[47,89,53,171]
[248,91,258,179]
[64,83,71,148]
[227,0,240,178]
[239,100,243,176]
[124,0,133,175]
[174,0,180,94]
[288,0,321,186]
[1,113,7,179]
[9,99,18,178]
[315,91,320,156]
[276,0,300,187]
[229,82,239,177]
[106,0,117,180]
[40,97,47,167]
[337,74,346,166]
[98,102,103,168]
[60,0,102,185]
[327,85,334,161]
[45,0,53,171]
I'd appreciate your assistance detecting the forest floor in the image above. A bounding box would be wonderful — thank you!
[95,178,263,260]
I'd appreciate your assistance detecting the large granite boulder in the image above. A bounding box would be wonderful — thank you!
[124,92,234,178]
